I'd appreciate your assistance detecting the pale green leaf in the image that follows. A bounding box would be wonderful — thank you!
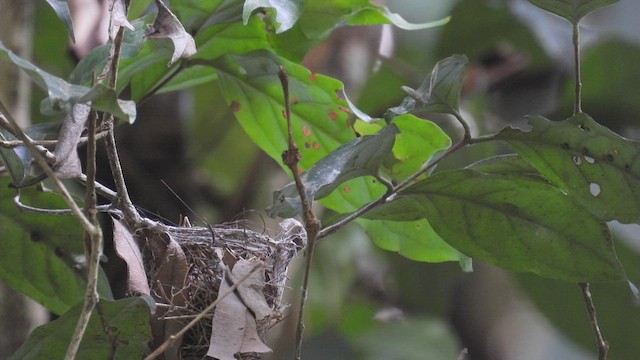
[267,124,399,218]
[366,169,624,282]
[386,55,469,120]
[390,114,451,180]
[496,113,640,223]
[528,0,620,24]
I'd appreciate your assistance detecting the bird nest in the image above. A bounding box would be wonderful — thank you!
[115,217,306,359]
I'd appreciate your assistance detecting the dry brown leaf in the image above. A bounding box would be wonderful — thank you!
[109,0,135,39]
[53,103,90,179]
[112,216,150,295]
[146,0,197,66]
[153,234,189,305]
[207,267,271,360]
[230,259,271,321]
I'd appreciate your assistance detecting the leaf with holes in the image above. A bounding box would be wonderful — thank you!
[10,297,153,360]
[528,0,620,24]
[496,113,640,223]
[365,169,625,282]
[386,55,469,120]
[267,124,399,218]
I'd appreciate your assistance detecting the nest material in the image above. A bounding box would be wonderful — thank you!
[139,218,306,359]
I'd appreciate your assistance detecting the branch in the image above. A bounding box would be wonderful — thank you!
[277,68,321,360]
[579,283,608,359]
[143,264,262,360]
[573,22,582,115]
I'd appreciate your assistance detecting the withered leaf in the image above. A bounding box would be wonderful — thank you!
[112,216,150,295]
[153,234,188,305]
[109,0,135,39]
[53,103,91,179]
[230,259,271,321]
[146,0,197,66]
[207,263,271,359]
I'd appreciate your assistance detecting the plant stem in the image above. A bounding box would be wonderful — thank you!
[277,68,321,360]
[573,22,582,115]
[579,283,608,359]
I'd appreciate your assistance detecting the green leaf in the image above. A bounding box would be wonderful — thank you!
[469,154,543,177]
[0,41,135,122]
[10,297,153,360]
[0,180,85,314]
[268,0,449,61]
[172,0,244,32]
[267,124,399,218]
[215,50,353,169]
[390,114,451,180]
[496,113,640,223]
[528,0,620,24]
[366,169,624,282]
[357,218,465,263]
[43,0,75,42]
[386,55,469,120]
[243,0,304,34]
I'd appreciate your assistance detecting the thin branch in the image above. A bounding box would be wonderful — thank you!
[277,68,321,360]
[14,193,112,215]
[573,22,582,115]
[579,283,608,360]
[452,109,472,142]
[0,130,109,149]
[143,264,262,360]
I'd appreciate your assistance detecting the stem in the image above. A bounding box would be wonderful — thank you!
[65,110,102,359]
[573,22,582,115]
[579,283,608,359]
[277,68,321,360]
[105,117,140,223]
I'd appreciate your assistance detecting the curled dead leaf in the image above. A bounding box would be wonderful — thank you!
[109,0,135,39]
[146,0,197,66]
[53,103,90,179]
[112,216,150,295]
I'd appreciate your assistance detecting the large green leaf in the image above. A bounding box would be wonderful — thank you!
[366,169,624,282]
[215,50,353,169]
[496,113,640,223]
[386,55,469,120]
[0,179,85,314]
[528,0,620,24]
[268,124,399,217]
[10,297,153,360]
[357,218,466,264]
